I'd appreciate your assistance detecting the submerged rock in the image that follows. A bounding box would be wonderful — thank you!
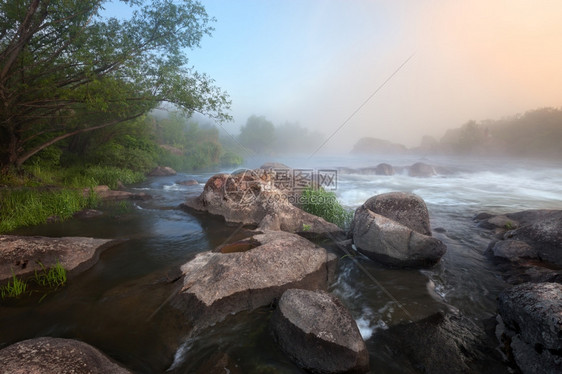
[0,235,121,283]
[478,209,562,283]
[497,282,562,374]
[0,337,132,373]
[375,163,395,175]
[270,289,369,374]
[351,192,446,267]
[83,185,151,201]
[408,162,436,177]
[372,312,505,374]
[176,179,199,186]
[171,230,337,331]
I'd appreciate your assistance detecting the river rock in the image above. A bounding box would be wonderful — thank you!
[171,230,337,331]
[376,163,395,175]
[84,185,151,201]
[497,282,562,373]
[176,179,199,186]
[0,235,121,283]
[351,193,446,267]
[181,170,344,238]
[270,289,369,374]
[359,192,432,236]
[480,210,562,266]
[260,162,291,170]
[0,337,131,373]
[148,166,177,176]
[408,162,436,177]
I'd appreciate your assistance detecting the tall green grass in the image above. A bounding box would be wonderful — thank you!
[0,188,97,233]
[300,187,354,229]
[0,165,144,233]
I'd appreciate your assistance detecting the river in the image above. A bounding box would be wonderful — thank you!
[1,155,561,373]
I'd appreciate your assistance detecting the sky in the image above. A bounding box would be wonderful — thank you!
[106,0,562,152]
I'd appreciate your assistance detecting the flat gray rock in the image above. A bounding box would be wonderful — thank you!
[171,230,337,331]
[0,337,131,373]
[0,235,121,283]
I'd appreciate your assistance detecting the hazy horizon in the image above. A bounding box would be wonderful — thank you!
[179,0,562,153]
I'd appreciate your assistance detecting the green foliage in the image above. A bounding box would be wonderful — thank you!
[505,221,514,230]
[300,187,353,229]
[151,113,242,171]
[238,115,276,154]
[0,188,96,233]
[302,224,311,232]
[0,273,28,299]
[1,0,231,170]
[34,261,67,289]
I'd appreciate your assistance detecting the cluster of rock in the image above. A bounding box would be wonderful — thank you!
[475,209,562,373]
[172,164,451,372]
[338,162,449,178]
[181,168,343,238]
[169,229,369,373]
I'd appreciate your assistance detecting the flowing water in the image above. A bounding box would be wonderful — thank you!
[1,155,561,373]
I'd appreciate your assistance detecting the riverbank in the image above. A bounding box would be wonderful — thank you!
[0,165,148,234]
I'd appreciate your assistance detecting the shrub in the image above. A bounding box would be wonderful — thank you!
[300,187,353,229]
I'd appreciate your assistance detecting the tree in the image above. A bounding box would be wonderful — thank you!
[0,0,230,171]
[238,115,275,154]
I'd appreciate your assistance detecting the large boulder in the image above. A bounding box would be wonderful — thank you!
[270,289,369,374]
[351,193,446,267]
[497,282,562,373]
[171,230,337,331]
[0,235,121,283]
[181,170,344,238]
[359,192,431,236]
[0,337,131,373]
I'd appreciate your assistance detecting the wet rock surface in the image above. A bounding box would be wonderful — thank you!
[171,230,337,331]
[0,235,121,283]
[0,337,132,373]
[351,192,446,267]
[270,289,369,374]
[497,282,562,374]
[372,312,507,374]
[476,209,562,284]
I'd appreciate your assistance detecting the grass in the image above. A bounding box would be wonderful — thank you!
[0,164,144,233]
[35,261,67,289]
[300,187,354,229]
[0,188,98,233]
[0,272,28,299]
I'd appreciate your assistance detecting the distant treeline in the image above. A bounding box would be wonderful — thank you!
[23,112,243,175]
[422,107,562,158]
[236,115,325,156]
